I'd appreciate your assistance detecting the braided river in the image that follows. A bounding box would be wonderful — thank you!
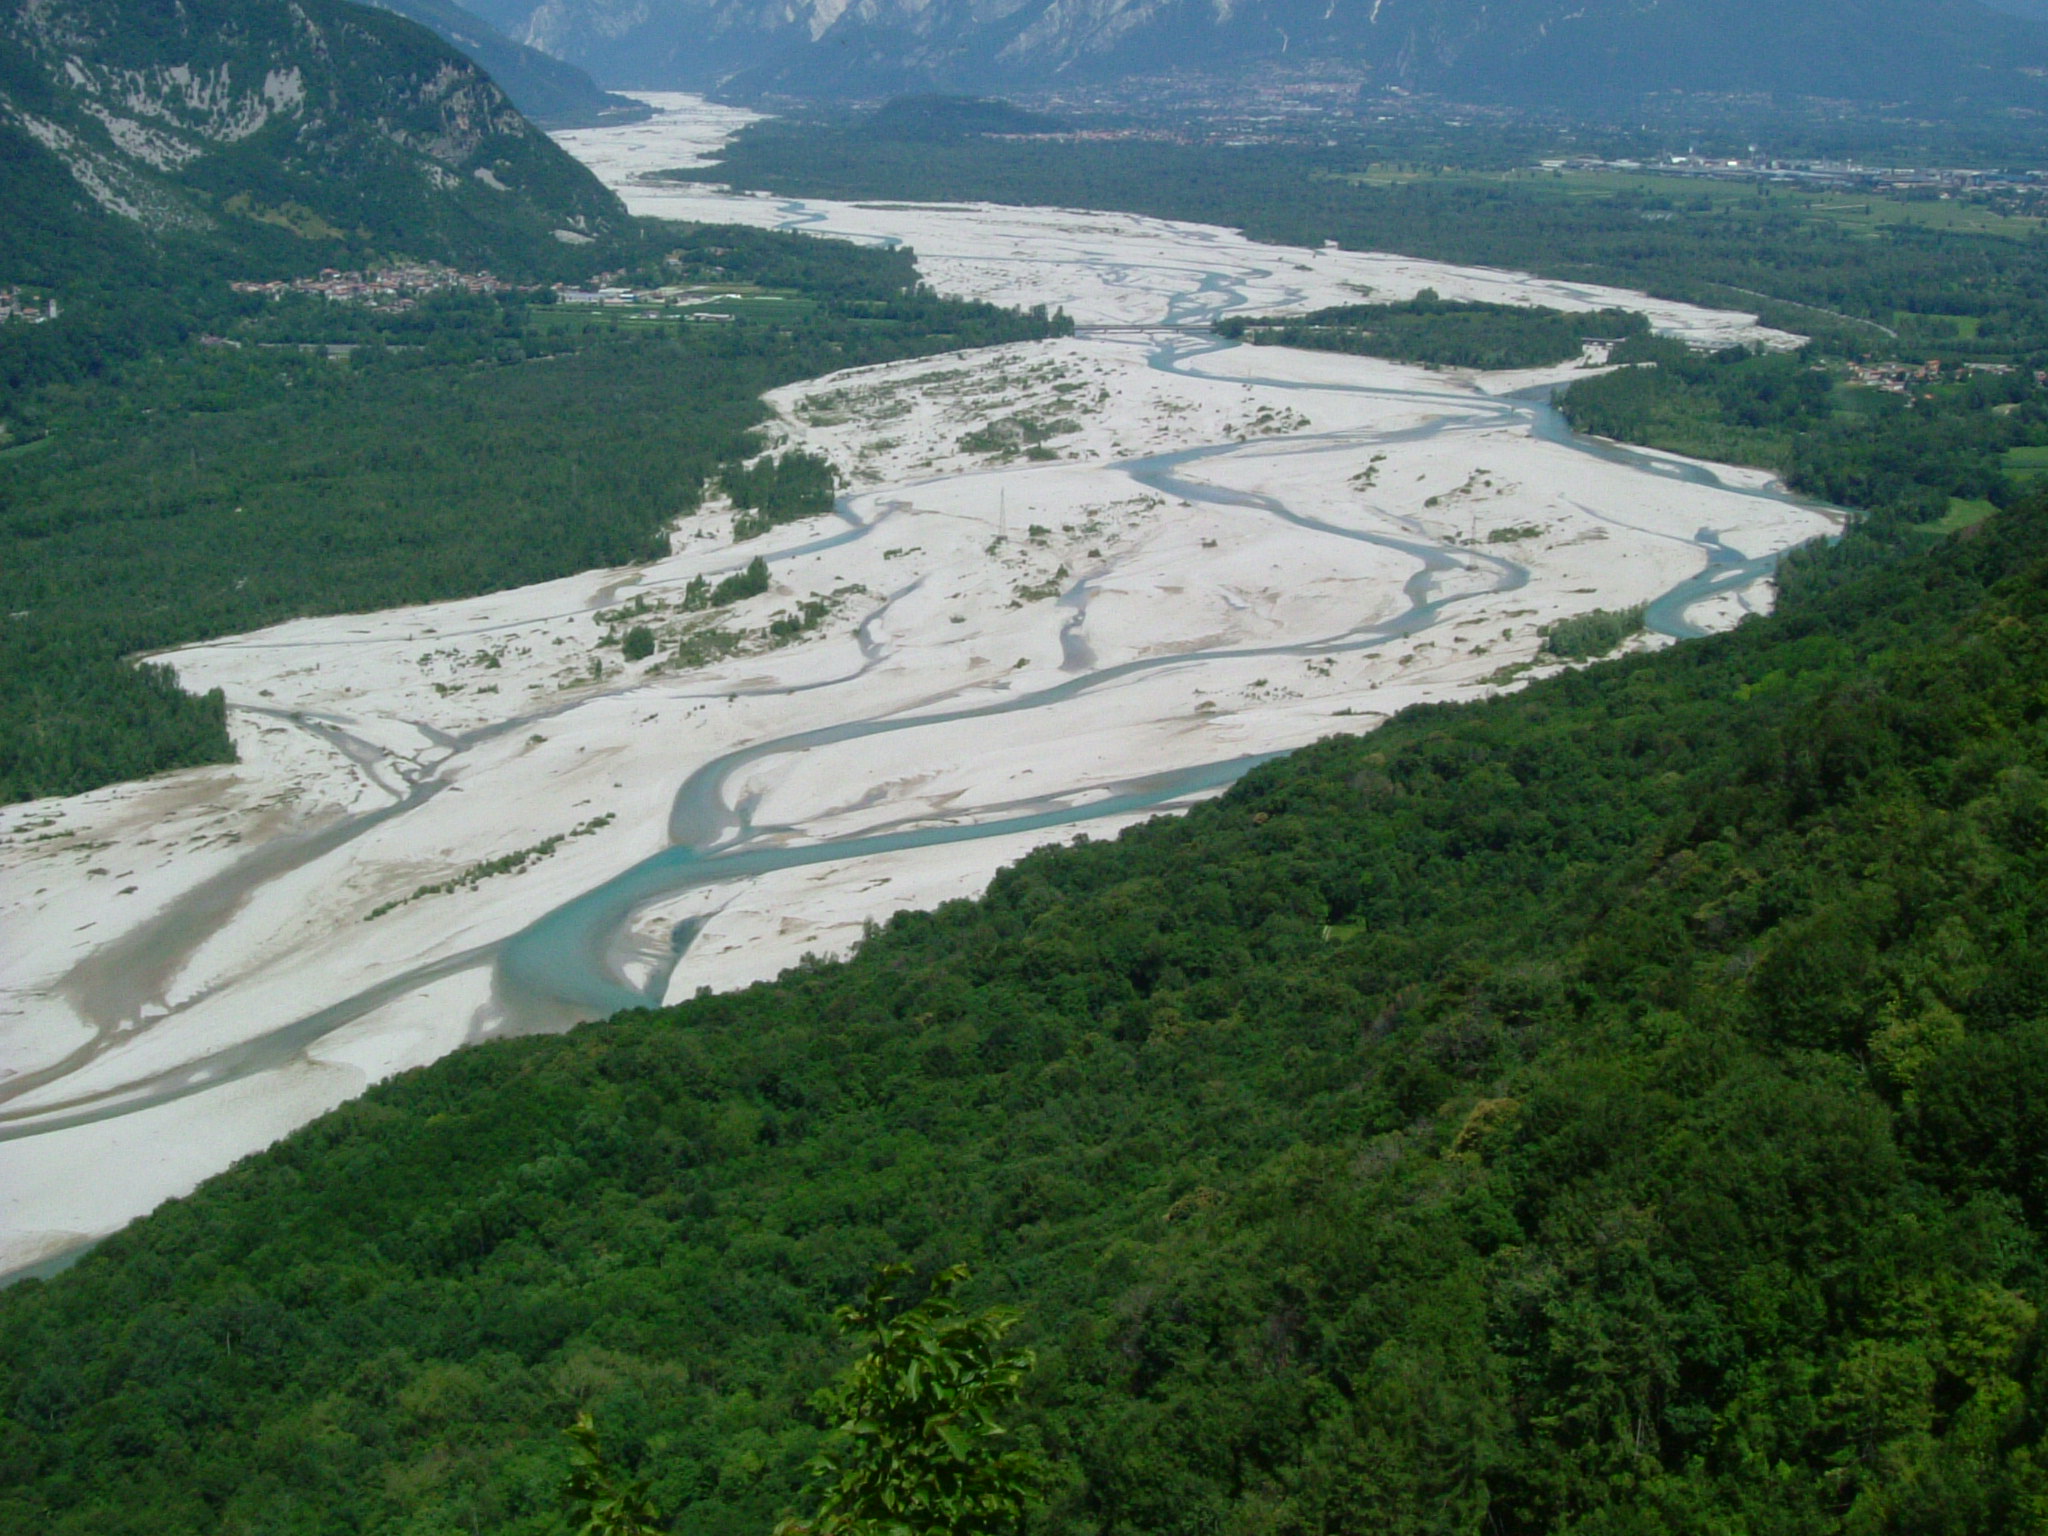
[0,94,1835,1279]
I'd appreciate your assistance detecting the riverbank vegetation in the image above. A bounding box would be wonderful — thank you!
[1558,338,2048,528]
[0,233,1061,806]
[675,123,2048,357]
[4,498,2047,1531]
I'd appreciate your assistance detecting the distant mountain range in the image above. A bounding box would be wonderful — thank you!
[0,0,625,284]
[369,0,650,126]
[461,0,2048,110]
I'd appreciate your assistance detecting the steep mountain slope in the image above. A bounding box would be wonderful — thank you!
[467,0,2048,108]
[0,0,624,283]
[369,0,649,127]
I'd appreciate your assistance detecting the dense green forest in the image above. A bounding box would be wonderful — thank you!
[5,491,2048,1532]
[1218,295,1648,371]
[677,122,2048,357]
[1559,339,2048,527]
[0,231,1062,805]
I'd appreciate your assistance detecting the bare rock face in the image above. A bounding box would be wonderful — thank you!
[463,0,2048,109]
[0,0,623,268]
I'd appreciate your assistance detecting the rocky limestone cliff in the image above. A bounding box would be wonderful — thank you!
[0,0,624,273]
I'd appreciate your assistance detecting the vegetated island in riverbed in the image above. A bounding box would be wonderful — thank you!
[364,813,617,920]
[1216,293,1651,370]
[4,490,2046,1532]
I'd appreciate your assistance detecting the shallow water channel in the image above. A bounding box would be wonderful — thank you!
[0,224,1835,1268]
[5,317,1831,1160]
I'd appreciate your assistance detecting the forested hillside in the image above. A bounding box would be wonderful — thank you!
[4,496,2046,1532]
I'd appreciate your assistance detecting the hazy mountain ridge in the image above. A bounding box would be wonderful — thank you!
[464,0,2048,109]
[0,0,625,278]
[367,0,651,126]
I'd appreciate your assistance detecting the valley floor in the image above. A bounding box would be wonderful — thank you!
[0,94,1832,1278]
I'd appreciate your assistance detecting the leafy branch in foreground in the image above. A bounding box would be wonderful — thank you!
[562,1411,664,1536]
[777,1264,1047,1536]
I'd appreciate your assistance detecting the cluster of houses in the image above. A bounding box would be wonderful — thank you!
[230,263,511,308]
[1849,360,1955,392]
[219,264,751,322]
[0,288,58,324]
[1847,359,2041,395]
